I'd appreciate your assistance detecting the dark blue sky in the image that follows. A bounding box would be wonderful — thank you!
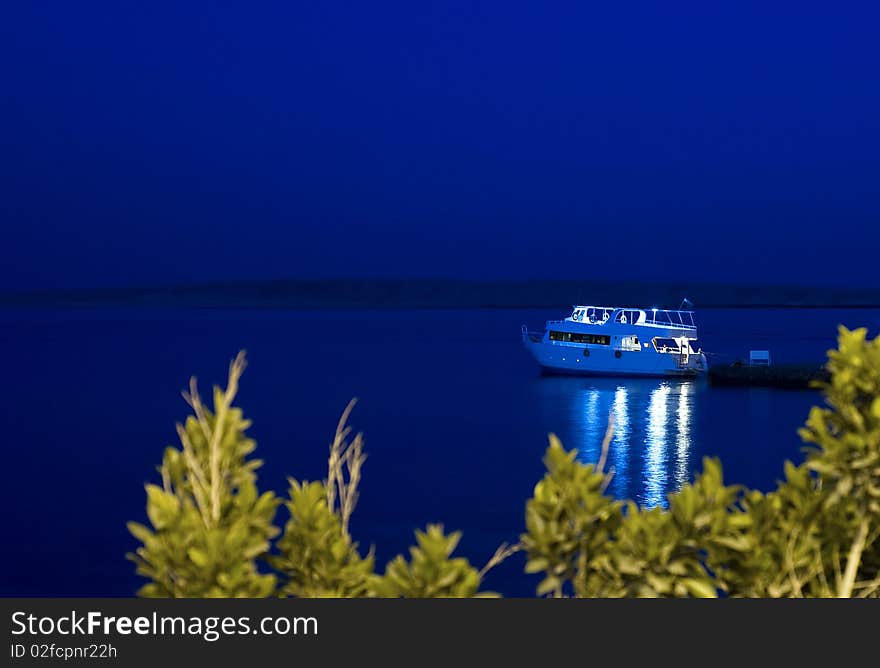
[2,2,879,290]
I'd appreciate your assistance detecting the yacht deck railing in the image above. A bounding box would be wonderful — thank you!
[562,306,698,330]
[642,309,697,330]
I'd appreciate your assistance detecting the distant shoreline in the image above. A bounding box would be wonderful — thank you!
[2,279,879,311]
[2,305,879,313]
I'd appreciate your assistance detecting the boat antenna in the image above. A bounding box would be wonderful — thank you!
[679,297,693,310]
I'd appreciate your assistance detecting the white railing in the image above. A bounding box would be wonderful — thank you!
[643,309,697,330]
[521,324,543,343]
[568,306,698,330]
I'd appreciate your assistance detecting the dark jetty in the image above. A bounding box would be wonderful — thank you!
[708,363,829,389]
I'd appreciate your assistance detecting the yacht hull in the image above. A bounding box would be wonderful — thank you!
[523,339,707,378]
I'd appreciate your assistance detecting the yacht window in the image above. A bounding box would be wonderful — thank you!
[549,331,610,345]
[652,337,681,353]
[621,336,641,351]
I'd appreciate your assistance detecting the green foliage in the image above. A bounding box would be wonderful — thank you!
[799,326,880,596]
[521,435,621,597]
[580,459,743,598]
[127,353,280,597]
[270,400,377,598]
[711,464,833,597]
[522,447,741,597]
[372,525,495,598]
[270,480,375,597]
[709,326,880,598]
[712,326,880,598]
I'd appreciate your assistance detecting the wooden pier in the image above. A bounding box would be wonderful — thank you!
[707,363,829,389]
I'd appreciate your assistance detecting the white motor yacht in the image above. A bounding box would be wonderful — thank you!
[522,302,708,377]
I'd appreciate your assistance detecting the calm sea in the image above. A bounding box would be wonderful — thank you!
[2,307,878,596]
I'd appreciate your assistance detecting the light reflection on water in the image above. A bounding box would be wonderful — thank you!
[675,383,691,490]
[610,386,629,499]
[644,383,670,508]
[533,376,699,508]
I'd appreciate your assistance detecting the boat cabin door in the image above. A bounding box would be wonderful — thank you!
[679,339,689,366]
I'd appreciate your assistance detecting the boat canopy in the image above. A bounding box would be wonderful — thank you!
[569,305,697,330]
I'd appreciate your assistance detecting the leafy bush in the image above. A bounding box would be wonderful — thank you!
[270,479,376,598]
[130,327,880,597]
[127,353,280,597]
[372,525,494,598]
[269,402,376,597]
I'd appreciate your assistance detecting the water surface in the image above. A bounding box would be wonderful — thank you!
[1,307,876,596]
